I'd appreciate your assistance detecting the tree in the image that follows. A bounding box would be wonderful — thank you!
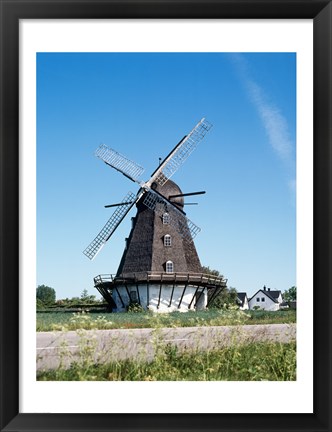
[202,265,238,309]
[283,286,297,302]
[201,266,223,278]
[211,286,238,309]
[80,289,90,302]
[81,289,97,304]
[36,298,46,310]
[36,285,56,307]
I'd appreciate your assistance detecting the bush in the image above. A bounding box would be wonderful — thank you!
[127,302,144,313]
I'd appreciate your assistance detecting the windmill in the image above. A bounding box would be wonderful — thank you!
[84,118,227,312]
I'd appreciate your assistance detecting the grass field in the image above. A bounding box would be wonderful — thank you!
[37,308,296,332]
[37,339,296,381]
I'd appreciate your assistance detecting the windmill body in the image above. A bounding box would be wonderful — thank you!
[85,119,227,312]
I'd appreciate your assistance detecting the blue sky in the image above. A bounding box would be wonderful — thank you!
[37,52,296,300]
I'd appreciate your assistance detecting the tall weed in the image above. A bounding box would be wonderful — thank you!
[37,309,296,332]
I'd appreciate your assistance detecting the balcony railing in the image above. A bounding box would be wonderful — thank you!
[94,272,227,288]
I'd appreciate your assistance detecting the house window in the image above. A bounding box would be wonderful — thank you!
[166,260,174,273]
[261,297,265,302]
[256,298,260,302]
[163,213,170,224]
[164,234,171,247]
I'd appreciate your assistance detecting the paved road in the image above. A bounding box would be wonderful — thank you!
[36,323,296,371]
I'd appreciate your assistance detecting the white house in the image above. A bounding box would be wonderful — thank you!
[237,292,249,310]
[248,286,283,311]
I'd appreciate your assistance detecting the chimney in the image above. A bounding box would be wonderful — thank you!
[268,288,271,291]
[263,285,266,291]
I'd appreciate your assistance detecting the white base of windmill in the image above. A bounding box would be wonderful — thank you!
[112,284,207,313]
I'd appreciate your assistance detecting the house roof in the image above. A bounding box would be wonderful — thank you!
[249,289,282,303]
[237,292,248,306]
[237,292,248,307]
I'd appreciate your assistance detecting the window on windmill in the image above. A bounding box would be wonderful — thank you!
[130,291,138,302]
[163,213,170,224]
[166,260,174,273]
[164,234,172,247]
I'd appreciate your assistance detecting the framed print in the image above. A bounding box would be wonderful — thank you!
[1,0,331,431]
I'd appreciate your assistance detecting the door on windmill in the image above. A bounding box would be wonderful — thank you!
[166,260,174,273]
[130,291,138,302]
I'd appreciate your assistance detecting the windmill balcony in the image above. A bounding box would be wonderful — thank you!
[94,272,227,313]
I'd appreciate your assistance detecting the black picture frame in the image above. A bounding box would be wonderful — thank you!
[1,1,331,431]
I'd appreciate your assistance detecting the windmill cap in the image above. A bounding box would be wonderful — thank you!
[155,179,184,207]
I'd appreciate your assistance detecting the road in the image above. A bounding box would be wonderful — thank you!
[36,323,296,371]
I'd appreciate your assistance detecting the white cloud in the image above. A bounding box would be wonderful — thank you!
[245,79,293,162]
[230,54,295,195]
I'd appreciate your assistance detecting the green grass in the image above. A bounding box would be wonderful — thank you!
[37,340,296,381]
[36,308,296,332]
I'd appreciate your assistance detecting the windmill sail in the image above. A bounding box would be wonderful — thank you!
[84,118,211,260]
[95,144,145,183]
[83,191,137,260]
[147,118,212,188]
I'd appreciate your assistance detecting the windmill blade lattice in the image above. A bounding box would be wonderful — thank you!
[176,211,201,241]
[95,144,145,183]
[148,118,212,187]
[83,191,137,260]
[143,190,201,242]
